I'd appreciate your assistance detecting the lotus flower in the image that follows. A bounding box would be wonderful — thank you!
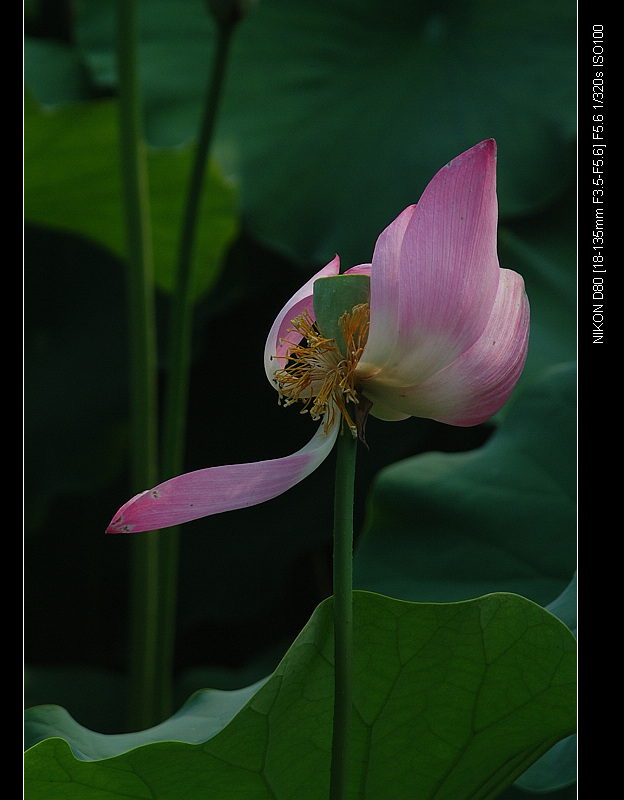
[107,139,529,534]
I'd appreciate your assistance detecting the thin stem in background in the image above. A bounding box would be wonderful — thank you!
[330,430,358,799]
[156,20,237,723]
[115,0,161,731]
[161,21,235,474]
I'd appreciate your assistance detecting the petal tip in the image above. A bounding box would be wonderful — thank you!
[450,138,497,169]
[105,519,134,534]
[481,138,497,161]
[105,490,150,534]
[105,512,136,534]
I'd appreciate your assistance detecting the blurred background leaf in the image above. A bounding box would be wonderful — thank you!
[60,0,576,267]
[24,94,238,300]
[353,362,576,606]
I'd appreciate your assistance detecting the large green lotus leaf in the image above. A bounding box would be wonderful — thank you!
[24,652,287,736]
[23,94,238,300]
[70,0,576,266]
[354,362,576,607]
[25,591,576,799]
[513,576,577,793]
[24,679,268,759]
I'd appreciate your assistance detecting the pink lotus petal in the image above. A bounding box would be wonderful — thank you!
[106,418,340,533]
[358,140,501,387]
[363,269,529,426]
[264,255,340,385]
[343,264,372,278]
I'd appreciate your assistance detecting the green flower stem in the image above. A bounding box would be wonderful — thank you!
[330,429,358,800]
[115,0,161,730]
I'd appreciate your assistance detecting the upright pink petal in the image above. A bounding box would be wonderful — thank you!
[264,255,340,385]
[363,269,529,425]
[106,419,340,533]
[358,140,501,387]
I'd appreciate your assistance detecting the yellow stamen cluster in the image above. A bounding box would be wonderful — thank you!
[273,303,370,436]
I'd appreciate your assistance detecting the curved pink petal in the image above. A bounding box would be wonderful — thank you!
[343,264,372,278]
[106,418,340,533]
[264,255,340,386]
[358,140,501,387]
[363,269,529,426]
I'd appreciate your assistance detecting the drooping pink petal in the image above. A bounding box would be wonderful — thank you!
[362,269,529,426]
[357,140,501,388]
[106,418,340,533]
[264,255,340,385]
